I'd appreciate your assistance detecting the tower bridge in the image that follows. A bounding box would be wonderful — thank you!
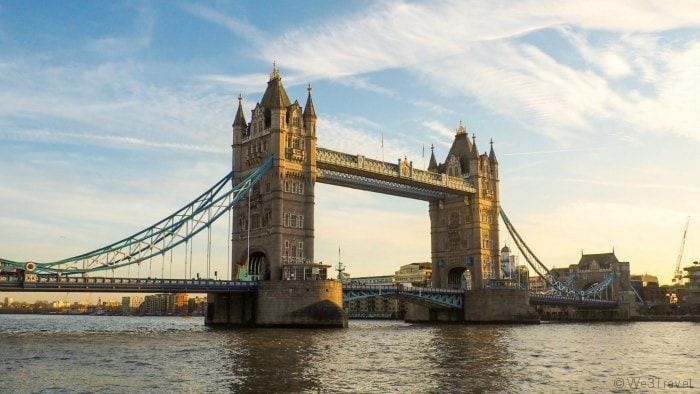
[0,66,634,326]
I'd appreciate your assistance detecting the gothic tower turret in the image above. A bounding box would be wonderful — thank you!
[429,123,500,290]
[230,66,317,282]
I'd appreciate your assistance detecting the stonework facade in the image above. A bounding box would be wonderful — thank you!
[428,123,500,290]
[231,66,318,281]
[229,67,500,292]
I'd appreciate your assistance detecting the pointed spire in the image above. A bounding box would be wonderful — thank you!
[428,144,438,172]
[456,120,467,135]
[233,93,247,129]
[489,138,498,164]
[269,61,280,81]
[261,63,291,109]
[470,134,479,159]
[303,83,317,119]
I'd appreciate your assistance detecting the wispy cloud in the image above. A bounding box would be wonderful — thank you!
[502,147,605,156]
[0,59,237,149]
[179,3,265,44]
[86,3,156,57]
[512,175,700,194]
[197,73,270,93]
[257,1,700,142]
[317,116,418,162]
[0,129,227,153]
[421,120,454,147]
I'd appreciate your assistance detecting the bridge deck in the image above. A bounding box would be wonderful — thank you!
[316,147,475,200]
[343,284,464,309]
[1,274,620,310]
[529,294,618,309]
[0,275,257,293]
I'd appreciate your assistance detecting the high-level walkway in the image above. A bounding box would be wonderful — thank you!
[316,147,475,200]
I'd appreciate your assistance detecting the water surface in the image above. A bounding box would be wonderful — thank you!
[0,315,697,392]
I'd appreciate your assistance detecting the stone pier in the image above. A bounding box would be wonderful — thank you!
[463,288,539,323]
[404,288,539,324]
[206,280,347,328]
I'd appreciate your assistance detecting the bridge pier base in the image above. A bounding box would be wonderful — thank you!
[463,289,539,323]
[206,292,257,327]
[256,280,347,327]
[404,304,463,323]
[206,280,347,328]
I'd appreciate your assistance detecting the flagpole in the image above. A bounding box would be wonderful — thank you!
[381,132,384,162]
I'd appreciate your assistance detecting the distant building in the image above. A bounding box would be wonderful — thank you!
[51,300,71,310]
[681,262,700,309]
[142,294,167,315]
[346,297,405,319]
[121,296,144,314]
[350,275,394,286]
[684,262,700,290]
[187,296,207,315]
[345,274,401,318]
[166,293,188,315]
[394,262,431,286]
[499,246,518,280]
[528,276,547,293]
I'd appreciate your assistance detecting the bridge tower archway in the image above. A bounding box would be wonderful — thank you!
[230,66,317,281]
[447,266,474,290]
[428,124,500,290]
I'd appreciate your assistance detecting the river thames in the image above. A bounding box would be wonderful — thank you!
[0,315,696,392]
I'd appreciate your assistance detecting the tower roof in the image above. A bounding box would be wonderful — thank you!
[577,252,619,270]
[470,134,479,159]
[233,94,247,129]
[428,144,438,172]
[303,84,317,119]
[445,122,473,174]
[260,64,291,109]
[489,139,498,164]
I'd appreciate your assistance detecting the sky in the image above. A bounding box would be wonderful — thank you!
[1,1,700,301]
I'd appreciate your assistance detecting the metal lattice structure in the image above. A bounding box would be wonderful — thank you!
[343,284,463,309]
[500,207,616,299]
[1,157,274,276]
[317,168,446,200]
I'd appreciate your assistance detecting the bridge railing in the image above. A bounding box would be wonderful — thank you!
[316,148,475,193]
[0,274,258,289]
[343,283,463,294]
[529,293,618,307]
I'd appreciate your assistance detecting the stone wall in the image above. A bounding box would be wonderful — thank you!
[206,280,347,327]
[463,288,539,323]
[404,303,463,323]
[256,280,347,327]
[206,292,257,326]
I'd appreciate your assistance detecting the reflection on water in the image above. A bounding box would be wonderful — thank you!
[0,315,697,392]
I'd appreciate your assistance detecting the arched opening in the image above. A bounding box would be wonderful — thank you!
[248,251,268,281]
[447,267,473,290]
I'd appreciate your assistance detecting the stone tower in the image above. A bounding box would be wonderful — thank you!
[428,123,500,289]
[230,65,317,281]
